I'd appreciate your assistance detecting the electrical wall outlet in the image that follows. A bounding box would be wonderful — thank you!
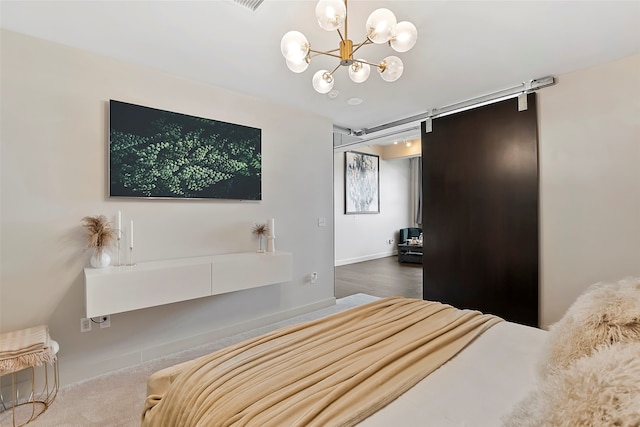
[80,317,92,333]
[310,272,318,284]
[100,315,111,329]
[387,239,394,244]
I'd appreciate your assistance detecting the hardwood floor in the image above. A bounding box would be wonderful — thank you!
[335,256,422,299]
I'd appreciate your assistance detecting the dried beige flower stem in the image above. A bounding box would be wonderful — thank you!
[252,223,269,237]
[81,215,116,256]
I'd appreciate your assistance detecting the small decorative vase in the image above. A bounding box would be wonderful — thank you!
[90,250,111,268]
[257,236,265,253]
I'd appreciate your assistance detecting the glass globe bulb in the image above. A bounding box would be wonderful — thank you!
[365,8,397,44]
[390,21,418,53]
[280,31,309,61]
[315,0,346,31]
[312,70,335,94]
[348,60,371,83]
[286,57,310,73]
[379,56,404,82]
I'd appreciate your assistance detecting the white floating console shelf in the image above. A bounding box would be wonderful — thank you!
[84,251,293,318]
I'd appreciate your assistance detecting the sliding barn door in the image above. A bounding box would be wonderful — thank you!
[421,94,539,326]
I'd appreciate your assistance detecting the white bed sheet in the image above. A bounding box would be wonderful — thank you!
[358,321,547,427]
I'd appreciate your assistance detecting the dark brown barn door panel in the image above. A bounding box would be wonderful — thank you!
[421,94,539,326]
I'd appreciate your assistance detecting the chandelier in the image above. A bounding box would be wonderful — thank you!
[280,0,418,94]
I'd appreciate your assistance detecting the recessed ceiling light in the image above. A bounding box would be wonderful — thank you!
[347,97,363,106]
[327,90,339,99]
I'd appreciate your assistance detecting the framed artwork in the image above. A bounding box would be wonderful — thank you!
[344,151,380,214]
[109,100,262,200]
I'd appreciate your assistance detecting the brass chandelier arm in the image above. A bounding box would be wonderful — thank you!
[309,48,382,69]
[309,49,343,60]
[343,0,348,40]
[355,58,384,69]
[330,63,343,75]
[351,39,373,56]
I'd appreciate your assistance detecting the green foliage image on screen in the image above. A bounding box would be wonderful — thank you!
[109,100,261,200]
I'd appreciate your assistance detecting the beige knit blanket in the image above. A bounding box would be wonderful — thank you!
[0,325,55,374]
[142,297,502,427]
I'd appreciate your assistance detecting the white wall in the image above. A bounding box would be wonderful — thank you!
[539,54,640,328]
[0,30,335,385]
[334,147,413,265]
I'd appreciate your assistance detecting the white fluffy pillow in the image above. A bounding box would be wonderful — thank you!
[503,342,640,427]
[538,276,640,376]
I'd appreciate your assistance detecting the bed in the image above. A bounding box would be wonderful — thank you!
[141,278,640,427]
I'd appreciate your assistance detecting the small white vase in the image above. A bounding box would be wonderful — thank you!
[90,250,111,268]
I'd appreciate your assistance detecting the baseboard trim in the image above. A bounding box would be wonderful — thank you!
[334,252,396,267]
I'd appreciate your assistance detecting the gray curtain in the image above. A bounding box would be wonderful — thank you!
[409,156,422,227]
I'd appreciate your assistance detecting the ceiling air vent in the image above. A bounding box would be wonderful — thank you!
[233,0,264,12]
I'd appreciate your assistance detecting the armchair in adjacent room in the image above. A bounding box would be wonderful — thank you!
[398,227,423,264]
[399,227,422,244]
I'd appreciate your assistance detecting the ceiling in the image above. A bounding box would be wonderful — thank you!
[2,0,639,143]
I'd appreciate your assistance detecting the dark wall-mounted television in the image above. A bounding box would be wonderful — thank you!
[109,100,262,200]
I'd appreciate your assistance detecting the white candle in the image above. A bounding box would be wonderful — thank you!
[117,211,122,239]
[267,218,275,237]
[266,218,275,253]
[130,220,134,249]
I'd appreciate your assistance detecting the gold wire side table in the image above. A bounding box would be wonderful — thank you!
[0,340,59,427]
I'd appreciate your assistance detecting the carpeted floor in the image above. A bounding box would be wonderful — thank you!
[4,294,377,427]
